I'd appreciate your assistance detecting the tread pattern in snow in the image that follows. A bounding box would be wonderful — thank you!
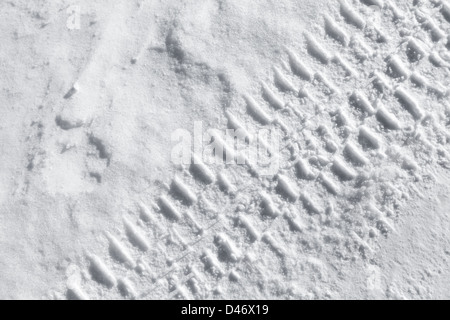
[66,0,450,300]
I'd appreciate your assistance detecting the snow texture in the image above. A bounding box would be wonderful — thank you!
[1,0,450,300]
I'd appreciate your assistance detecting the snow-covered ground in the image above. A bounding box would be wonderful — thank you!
[1,0,450,299]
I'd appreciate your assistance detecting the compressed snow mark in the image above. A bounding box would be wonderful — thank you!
[340,0,366,29]
[190,156,215,184]
[332,158,357,181]
[158,195,182,221]
[88,135,112,165]
[225,111,252,142]
[442,2,450,22]
[359,126,382,149]
[262,233,286,257]
[87,254,117,288]
[63,83,79,99]
[286,49,313,81]
[171,177,197,206]
[295,158,315,180]
[138,202,155,223]
[300,192,322,215]
[118,278,137,299]
[66,285,89,300]
[239,215,261,241]
[387,56,410,80]
[106,232,135,269]
[319,173,340,195]
[376,106,401,130]
[406,38,426,62]
[262,83,285,110]
[244,95,272,125]
[361,0,384,8]
[55,115,83,130]
[123,217,150,251]
[349,91,375,115]
[395,88,424,120]
[324,15,349,46]
[304,33,332,64]
[344,142,369,166]
[217,172,236,194]
[260,192,279,217]
[277,174,299,202]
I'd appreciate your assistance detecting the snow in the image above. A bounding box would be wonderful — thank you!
[1,0,450,300]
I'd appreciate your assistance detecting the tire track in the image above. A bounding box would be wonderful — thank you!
[66,0,450,299]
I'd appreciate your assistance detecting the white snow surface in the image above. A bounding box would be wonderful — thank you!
[1,0,450,299]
